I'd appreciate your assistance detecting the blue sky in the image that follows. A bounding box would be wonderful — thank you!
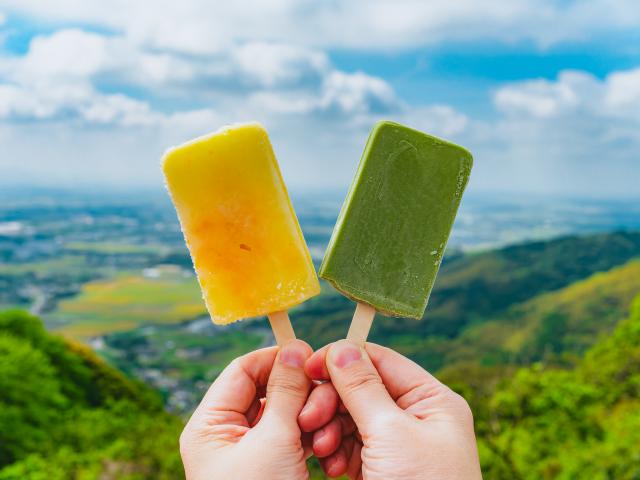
[0,1,639,197]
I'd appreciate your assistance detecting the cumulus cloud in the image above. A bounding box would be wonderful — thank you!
[473,68,640,196]
[0,28,408,128]
[233,43,329,88]
[494,68,640,120]
[494,72,584,118]
[604,68,640,115]
[0,23,440,189]
[400,105,468,138]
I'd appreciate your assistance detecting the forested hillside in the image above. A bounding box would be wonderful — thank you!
[478,295,640,479]
[0,310,183,479]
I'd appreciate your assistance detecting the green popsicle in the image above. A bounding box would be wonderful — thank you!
[320,121,472,342]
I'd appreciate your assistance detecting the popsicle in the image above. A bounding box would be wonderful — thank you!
[162,123,320,345]
[319,121,472,344]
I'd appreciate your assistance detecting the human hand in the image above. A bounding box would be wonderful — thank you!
[299,340,482,479]
[180,340,314,480]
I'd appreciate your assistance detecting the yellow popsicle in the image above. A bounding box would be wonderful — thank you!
[162,123,320,333]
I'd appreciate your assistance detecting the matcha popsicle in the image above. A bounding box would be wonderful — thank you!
[319,121,472,344]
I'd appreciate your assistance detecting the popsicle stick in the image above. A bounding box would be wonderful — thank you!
[346,302,376,346]
[268,310,296,346]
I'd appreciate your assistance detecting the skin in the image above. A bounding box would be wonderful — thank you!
[180,339,482,480]
[180,340,317,480]
[300,340,483,479]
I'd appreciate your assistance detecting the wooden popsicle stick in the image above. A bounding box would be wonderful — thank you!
[267,310,296,347]
[346,302,376,346]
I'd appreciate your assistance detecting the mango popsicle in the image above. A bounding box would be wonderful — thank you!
[320,120,472,343]
[162,123,320,344]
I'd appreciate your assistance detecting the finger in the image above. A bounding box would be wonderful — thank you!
[245,397,261,425]
[298,382,339,432]
[313,342,447,408]
[312,413,355,459]
[338,413,356,437]
[302,431,314,459]
[313,416,342,458]
[249,398,265,427]
[363,343,447,409]
[262,339,313,427]
[305,343,331,380]
[191,346,278,426]
[320,435,354,478]
[346,439,362,480]
[326,340,398,431]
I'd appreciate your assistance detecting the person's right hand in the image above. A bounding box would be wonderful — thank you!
[300,340,482,479]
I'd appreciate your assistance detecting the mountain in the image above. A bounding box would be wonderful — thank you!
[0,309,183,479]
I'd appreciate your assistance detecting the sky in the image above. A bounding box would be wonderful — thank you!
[0,0,639,198]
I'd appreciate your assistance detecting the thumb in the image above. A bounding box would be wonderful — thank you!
[262,339,313,428]
[326,340,398,433]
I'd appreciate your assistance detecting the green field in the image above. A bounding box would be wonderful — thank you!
[53,266,206,337]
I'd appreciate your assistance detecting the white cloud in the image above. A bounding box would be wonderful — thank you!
[604,68,640,114]
[0,24,428,190]
[16,29,110,80]
[400,105,468,138]
[0,30,157,126]
[0,28,405,128]
[245,70,401,125]
[471,68,640,196]
[321,71,396,115]
[494,68,640,120]
[3,0,640,52]
[233,43,329,88]
[494,71,586,117]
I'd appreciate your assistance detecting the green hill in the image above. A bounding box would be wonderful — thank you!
[444,258,640,368]
[478,294,640,479]
[0,309,183,479]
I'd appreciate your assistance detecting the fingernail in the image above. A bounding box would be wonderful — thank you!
[331,342,362,368]
[280,342,305,368]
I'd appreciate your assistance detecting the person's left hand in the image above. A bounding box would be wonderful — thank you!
[180,340,320,480]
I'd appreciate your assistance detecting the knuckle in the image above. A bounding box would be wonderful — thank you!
[228,357,243,373]
[342,370,383,395]
[412,381,438,400]
[178,428,192,457]
[268,375,306,399]
[369,409,404,431]
[448,390,474,423]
